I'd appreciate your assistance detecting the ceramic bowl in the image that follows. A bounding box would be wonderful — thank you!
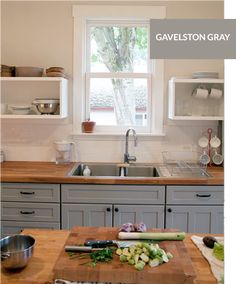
[15,67,44,77]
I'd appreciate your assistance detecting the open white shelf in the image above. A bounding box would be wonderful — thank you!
[168,77,224,121]
[0,77,68,119]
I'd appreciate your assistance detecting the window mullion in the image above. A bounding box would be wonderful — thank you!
[86,72,150,79]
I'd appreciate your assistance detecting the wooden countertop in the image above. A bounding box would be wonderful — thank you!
[1,228,218,284]
[0,161,224,185]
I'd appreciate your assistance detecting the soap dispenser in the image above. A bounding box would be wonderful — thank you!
[83,165,91,176]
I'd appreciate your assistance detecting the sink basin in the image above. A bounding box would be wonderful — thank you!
[71,163,119,177]
[70,163,160,177]
[125,165,160,177]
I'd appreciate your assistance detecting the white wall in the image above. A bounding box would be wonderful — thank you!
[1,1,224,163]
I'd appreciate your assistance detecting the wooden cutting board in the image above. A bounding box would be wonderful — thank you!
[53,227,196,284]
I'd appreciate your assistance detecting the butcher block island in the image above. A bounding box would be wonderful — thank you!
[1,227,220,284]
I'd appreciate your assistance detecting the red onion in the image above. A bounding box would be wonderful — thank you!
[134,222,147,232]
[119,222,135,232]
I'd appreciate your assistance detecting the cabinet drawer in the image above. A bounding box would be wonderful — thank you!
[1,183,60,202]
[1,202,60,222]
[61,184,165,204]
[1,221,60,237]
[166,186,224,205]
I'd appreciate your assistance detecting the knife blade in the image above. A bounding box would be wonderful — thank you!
[65,245,104,252]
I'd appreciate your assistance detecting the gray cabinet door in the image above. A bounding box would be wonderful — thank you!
[113,205,165,229]
[165,205,224,234]
[62,204,112,229]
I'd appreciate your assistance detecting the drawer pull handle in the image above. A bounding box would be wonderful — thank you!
[106,208,111,212]
[20,191,35,195]
[196,194,211,198]
[20,210,35,215]
[114,208,119,212]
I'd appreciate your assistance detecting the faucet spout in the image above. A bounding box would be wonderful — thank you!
[124,128,138,164]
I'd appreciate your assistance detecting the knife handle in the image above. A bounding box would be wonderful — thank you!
[84,240,114,248]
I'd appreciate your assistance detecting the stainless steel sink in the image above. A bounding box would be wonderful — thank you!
[69,163,160,177]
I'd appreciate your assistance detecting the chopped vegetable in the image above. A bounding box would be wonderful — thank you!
[149,258,160,268]
[135,261,145,271]
[213,242,224,261]
[116,241,173,270]
[120,254,127,262]
[167,252,174,259]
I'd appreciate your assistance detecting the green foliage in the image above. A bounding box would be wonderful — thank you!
[213,242,224,261]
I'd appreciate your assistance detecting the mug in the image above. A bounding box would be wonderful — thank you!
[209,88,223,100]
[198,136,209,148]
[199,151,210,165]
[210,135,221,148]
[192,85,209,99]
[211,150,224,165]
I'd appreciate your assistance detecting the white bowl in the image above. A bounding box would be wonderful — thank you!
[9,105,31,115]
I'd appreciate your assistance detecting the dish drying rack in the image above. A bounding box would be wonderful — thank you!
[162,151,209,177]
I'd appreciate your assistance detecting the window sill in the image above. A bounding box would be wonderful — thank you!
[70,132,166,141]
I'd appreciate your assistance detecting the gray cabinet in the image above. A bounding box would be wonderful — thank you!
[61,184,165,230]
[165,185,224,234]
[1,183,60,237]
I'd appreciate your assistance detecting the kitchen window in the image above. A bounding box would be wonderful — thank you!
[72,5,166,135]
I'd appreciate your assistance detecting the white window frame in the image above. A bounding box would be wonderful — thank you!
[72,5,166,135]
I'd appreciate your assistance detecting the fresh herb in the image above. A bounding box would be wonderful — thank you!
[89,248,113,266]
[68,247,114,267]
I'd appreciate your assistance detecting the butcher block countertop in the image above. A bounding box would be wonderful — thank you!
[1,228,219,284]
[1,161,223,185]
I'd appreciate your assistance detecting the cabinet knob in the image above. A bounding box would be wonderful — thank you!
[167,208,172,213]
[106,208,111,212]
[114,208,119,212]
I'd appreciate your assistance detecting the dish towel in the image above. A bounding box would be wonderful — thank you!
[191,236,224,283]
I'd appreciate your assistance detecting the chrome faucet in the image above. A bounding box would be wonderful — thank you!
[124,128,138,163]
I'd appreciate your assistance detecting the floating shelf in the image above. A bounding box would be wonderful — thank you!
[0,77,68,119]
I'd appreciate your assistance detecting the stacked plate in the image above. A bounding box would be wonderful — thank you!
[1,65,15,77]
[192,71,219,79]
[46,67,66,78]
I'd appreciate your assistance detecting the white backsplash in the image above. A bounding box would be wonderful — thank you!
[1,120,218,164]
